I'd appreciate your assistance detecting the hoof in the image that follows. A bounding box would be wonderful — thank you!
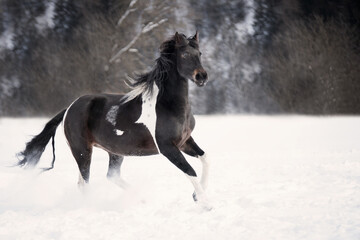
[192,192,213,211]
[201,204,213,211]
[198,200,213,211]
[192,192,198,202]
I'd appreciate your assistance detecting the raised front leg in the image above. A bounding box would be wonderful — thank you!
[181,137,210,199]
[158,141,211,210]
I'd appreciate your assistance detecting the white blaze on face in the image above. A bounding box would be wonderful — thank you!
[136,84,159,151]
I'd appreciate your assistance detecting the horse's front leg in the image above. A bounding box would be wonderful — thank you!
[181,137,210,198]
[157,141,212,210]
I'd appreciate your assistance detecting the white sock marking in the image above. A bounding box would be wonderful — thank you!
[187,175,206,196]
[199,153,210,190]
[187,175,212,210]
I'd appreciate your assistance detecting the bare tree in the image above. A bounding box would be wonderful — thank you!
[263,16,360,114]
[0,0,176,115]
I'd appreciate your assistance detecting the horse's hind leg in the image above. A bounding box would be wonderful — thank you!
[107,153,128,189]
[68,142,93,187]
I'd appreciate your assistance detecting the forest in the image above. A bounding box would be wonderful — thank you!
[0,0,359,116]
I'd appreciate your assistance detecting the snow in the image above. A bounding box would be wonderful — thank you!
[235,0,255,43]
[0,76,20,97]
[35,1,56,33]
[0,116,360,239]
[242,62,261,83]
[0,29,14,52]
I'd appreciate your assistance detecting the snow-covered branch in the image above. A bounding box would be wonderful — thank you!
[116,0,138,27]
[109,31,142,63]
[142,19,168,33]
[110,18,168,63]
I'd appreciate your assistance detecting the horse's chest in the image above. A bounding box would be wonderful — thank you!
[135,85,159,149]
[174,113,193,147]
[136,88,192,149]
[179,125,192,146]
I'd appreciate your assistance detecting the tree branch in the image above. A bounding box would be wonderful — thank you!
[116,0,138,27]
[109,18,168,63]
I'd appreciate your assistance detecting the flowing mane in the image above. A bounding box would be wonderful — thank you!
[122,36,177,103]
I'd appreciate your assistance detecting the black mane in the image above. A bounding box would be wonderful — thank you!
[122,33,198,102]
[127,36,177,96]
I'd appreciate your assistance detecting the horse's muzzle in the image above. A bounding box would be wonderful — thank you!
[193,69,208,87]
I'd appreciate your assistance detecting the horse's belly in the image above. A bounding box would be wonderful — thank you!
[93,123,159,156]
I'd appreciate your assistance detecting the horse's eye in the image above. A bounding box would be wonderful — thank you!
[181,53,189,58]
[199,52,202,56]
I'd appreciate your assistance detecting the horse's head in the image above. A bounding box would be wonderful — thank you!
[174,32,208,87]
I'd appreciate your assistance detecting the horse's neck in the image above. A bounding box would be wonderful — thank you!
[155,68,191,118]
[163,69,189,103]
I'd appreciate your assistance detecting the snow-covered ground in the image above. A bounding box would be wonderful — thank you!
[0,116,360,240]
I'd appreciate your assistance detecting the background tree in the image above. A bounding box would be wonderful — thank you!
[0,0,359,116]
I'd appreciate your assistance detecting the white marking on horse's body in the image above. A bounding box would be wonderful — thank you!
[115,129,124,136]
[106,106,119,126]
[135,84,160,151]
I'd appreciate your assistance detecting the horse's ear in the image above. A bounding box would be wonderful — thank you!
[175,32,187,47]
[192,31,199,43]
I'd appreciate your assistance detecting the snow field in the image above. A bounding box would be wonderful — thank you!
[0,116,359,240]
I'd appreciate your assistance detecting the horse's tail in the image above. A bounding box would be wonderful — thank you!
[17,109,67,171]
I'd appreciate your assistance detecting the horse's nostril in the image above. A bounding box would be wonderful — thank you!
[195,73,201,81]
[203,72,208,79]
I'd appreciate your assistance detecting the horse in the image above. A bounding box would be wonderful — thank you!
[17,32,211,209]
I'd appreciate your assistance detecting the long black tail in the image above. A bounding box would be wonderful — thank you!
[17,109,67,170]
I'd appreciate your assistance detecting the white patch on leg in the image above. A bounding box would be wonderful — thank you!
[135,84,160,151]
[199,153,210,190]
[187,175,205,196]
[106,105,119,126]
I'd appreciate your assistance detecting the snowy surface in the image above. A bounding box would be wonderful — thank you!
[0,116,360,240]
[36,1,56,33]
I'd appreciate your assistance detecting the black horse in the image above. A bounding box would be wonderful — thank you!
[17,32,211,209]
